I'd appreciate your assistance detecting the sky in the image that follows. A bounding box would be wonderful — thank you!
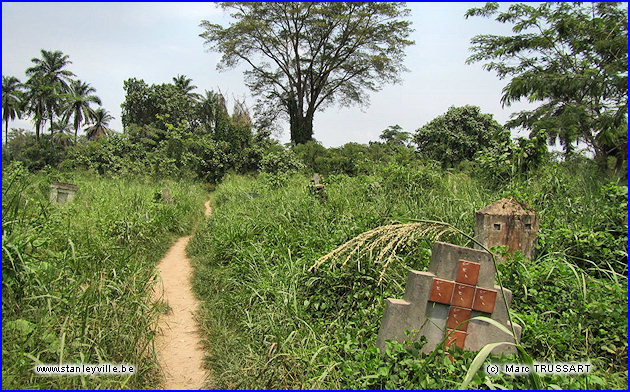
[2,2,537,147]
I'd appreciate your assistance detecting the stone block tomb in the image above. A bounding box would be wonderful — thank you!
[474,198,539,260]
[310,173,325,191]
[161,188,174,203]
[376,241,521,355]
[49,182,78,205]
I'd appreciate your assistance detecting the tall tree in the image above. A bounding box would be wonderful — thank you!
[25,49,75,137]
[2,76,23,144]
[380,124,411,146]
[24,75,54,142]
[121,78,195,130]
[64,80,101,143]
[414,105,508,168]
[197,90,220,132]
[200,2,414,144]
[50,116,74,146]
[466,2,628,167]
[86,107,114,141]
[172,74,201,101]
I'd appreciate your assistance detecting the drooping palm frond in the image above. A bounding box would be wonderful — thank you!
[172,74,201,101]
[64,79,101,143]
[86,107,114,141]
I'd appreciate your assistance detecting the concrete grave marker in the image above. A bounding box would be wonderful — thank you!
[49,182,78,205]
[161,188,174,204]
[376,241,521,355]
[474,198,539,260]
[310,173,325,191]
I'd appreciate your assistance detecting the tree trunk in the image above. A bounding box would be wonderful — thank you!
[4,118,8,145]
[35,120,41,143]
[287,98,314,144]
[49,110,54,136]
[290,114,314,145]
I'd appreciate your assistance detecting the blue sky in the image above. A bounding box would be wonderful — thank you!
[2,2,536,147]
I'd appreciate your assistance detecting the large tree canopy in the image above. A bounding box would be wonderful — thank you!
[414,105,509,168]
[466,2,628,166]
[200,2,414,144]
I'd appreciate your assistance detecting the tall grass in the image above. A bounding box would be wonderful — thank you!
[189,160,627,389]
[2,162,207,389]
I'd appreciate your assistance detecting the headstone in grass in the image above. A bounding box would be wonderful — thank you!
[376,241,521,355]
[474,198,539,260]
[161,188,174,204]
[311,173,325,190]
[308,173,328,201]
[49,182,78,205]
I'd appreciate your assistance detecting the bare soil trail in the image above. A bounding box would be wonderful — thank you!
[153,200,212,389]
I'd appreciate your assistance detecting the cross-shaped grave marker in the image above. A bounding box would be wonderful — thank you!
[376,241,521,355]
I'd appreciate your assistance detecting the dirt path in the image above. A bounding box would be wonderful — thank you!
[153,200,212,389]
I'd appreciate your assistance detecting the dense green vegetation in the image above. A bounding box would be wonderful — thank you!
[2,50,276,183]
[188,157,627,389]
[2,163,207,389]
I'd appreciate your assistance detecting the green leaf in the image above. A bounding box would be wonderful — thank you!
[5,319,35,336]
[470,316,515,338]
[459,341,516,390]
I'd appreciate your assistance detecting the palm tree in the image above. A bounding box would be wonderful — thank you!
[86,107,114,141]
[64,80,101,143]
[25,49,75,137]
[2,76,23,144]
[172,74,201,100]
[50,117,74,146]
[24,75,54,143]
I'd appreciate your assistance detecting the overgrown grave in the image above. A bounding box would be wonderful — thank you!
[49,182,78,204]
[376,241,521,354]
[474,198,539,260]
[374,198,544,355]
[375,198,539,354]
[309,172,326,200]
[161,188,174,203]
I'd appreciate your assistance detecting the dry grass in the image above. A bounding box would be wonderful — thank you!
[308,221,457,284]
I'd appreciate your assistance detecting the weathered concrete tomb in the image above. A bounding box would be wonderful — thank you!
[376,241,521,355]
[311,173,325,191]
[161,188,174,204]
[474,198,539,260]
[49,182,78,205]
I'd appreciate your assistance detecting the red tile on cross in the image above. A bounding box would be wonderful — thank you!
[456,260,481,286]
[445,329,467,349]
[446,306,472,331]
[472,288,498,313]
[429,278,454,305]
[452,283,475,308]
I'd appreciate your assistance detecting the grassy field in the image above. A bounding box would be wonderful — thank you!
[189,160,627,389]
[2,162,208,389]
